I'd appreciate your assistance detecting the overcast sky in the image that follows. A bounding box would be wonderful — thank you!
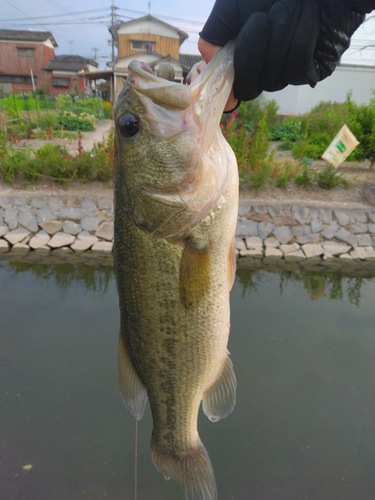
[2,0,374,68]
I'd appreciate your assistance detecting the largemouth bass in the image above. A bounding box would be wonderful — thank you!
[114,43,238,500]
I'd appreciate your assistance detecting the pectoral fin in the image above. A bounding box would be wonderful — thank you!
[179,238,211,310]
[118,330,147,420]
[202,354,237,422]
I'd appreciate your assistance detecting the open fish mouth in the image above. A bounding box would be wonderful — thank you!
[127,42,235,146]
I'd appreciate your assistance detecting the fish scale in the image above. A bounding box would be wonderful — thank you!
[114,43,238,500]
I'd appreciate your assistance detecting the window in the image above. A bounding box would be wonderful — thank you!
[0,75,32,84]
[131,40,155,51]
[53,77,70,87]
[17,48,35,57]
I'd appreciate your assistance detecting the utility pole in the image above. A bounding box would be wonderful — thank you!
[111,1,118,62]
[110,1,118,107]
[91,47,99,61]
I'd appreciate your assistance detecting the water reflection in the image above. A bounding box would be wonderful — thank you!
[236,267,372,306]
[1,259,114,297]
[2,257,374,307]
[1,257,374,500]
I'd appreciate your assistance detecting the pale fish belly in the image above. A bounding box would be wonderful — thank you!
[115,141,238,500]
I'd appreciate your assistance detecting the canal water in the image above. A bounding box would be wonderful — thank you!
[1,258,374,500]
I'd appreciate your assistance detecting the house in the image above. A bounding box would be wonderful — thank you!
[0,29,98,96]
[0,29,57,94]
[43,55,99,96]
[263,63,375,115]
[107,15,202,101]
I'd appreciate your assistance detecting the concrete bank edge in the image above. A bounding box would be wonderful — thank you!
[1,195,375,269]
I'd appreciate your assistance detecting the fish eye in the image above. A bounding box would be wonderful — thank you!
[118,112,139,138]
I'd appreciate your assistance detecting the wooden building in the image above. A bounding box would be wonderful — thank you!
[107,15,201,101]
[43,55,98,96]
[0,30,98,96]
[0,29,57,94]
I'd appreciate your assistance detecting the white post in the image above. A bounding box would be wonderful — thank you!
[30,68,35,92]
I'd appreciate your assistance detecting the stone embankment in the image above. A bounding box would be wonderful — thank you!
[1,195,375,268]
[0,195,113,257]
[236,203,375,268]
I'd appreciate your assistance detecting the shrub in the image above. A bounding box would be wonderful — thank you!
[291,93,375,164]
[222,107,272,188]
[0,132,114,184]
[234,96,279,130]
[55,94,106,119]
[292,131,331,160]
[316,165,349,189]
[294,163,314,188]
[271,160,300,189]
[58,111,95,131]
[347,95,375,165]
[269,119,302,143]
[102,100,112,119]
[39,112,58,130]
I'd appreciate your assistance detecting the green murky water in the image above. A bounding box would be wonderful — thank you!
[1,258,374,500]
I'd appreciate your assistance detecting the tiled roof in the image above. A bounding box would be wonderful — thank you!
[179,54,202,69]
[44,55,98,72]
[0,29,57,46]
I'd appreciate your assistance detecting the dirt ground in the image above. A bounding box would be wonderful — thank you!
[1,120,375,210]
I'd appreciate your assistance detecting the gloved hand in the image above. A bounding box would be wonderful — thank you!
[199,0,372,101]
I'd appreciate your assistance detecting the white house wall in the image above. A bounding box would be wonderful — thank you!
[52,70,76,75]
[43,39,55,49]
[264,65,375,115]
[118,20,179,39]
[115,53,160,69]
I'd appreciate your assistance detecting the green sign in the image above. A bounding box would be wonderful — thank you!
[335,140,347,153]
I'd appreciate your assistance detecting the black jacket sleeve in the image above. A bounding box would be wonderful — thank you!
[200,0,371,101]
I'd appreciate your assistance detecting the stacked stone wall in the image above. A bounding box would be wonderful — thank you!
[1,196,375,269]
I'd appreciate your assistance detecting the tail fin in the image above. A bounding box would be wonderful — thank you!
[151,438,217,500]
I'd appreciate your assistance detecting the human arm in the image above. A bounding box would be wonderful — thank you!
[199,0,374,102]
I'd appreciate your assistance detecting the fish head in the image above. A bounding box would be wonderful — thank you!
[114,43,235,236]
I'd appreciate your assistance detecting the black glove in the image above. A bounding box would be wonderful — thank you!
[200,0,371,101]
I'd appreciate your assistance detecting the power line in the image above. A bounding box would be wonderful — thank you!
[1,7,109,23]
[117,6,205,26]
[45,0,70,13]
[2,6,204,29]
[2,1,110,53]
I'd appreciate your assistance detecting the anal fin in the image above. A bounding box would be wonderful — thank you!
[118,329,147,420]
[202,354,236,422]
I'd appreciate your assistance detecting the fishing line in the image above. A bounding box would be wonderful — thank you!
[134,417,139,500]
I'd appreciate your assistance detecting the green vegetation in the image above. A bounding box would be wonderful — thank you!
[0,93,54,118]
[1,90,374,189]
[0,94,112,138]
[221,91,375,190]
[57,111,95,131]
[0,127,114,185]
[288,93,375,164]
[221,98,277,189]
